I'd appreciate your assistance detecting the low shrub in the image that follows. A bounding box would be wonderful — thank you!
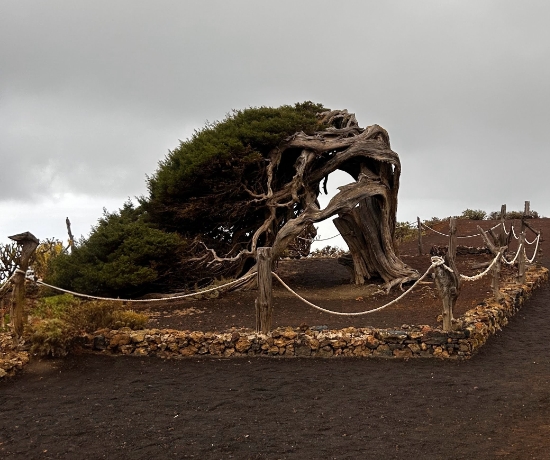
[309,246,346,258]
[28,318,73,357]
[28,294,148,357]
[504,210,540,220]
[395,221,417,244]
[112,310,149,329]
[423,216,445,228]
[459,209,487,220]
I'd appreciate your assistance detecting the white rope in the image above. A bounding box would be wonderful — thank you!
[0,272,17,296]
[271,260,442,316]
[459,251,502,282]
[501,244,523,265]
[511,226,520,240]
[502,223,511,236]
[421,222,501,239]
[524,233,540,245]
[32,272,256,303]
[524,235,541,263]
[297,234,340,242]
[431,256,454,273]
[421,223,450,237]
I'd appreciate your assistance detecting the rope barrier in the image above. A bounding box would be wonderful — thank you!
[297,234,340,242]
[31,272,256,303]
[459,251,502,282]
[421,222,502,239]
[524,235,541,263]
[511,226,520,240]
[501,245,523,265]
[271,261,441,316]
[524,234,540,245]
[421,223,450,237]
[272,239,540,317]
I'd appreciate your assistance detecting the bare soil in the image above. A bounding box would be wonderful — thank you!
[1,219,549,459]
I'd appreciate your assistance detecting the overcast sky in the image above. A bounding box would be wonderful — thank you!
[1,1,549,249]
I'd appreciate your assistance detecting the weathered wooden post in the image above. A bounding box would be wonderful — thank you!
[417,216,423,255]
[433,217,461,331]
[499,204,507,247]
[8,232,39,336]
[515,201,530,284]
[517,231,526,284]
[478,225,505,302]
[66,217,75,250]
[492,249,504,301]
[255,247,273,334]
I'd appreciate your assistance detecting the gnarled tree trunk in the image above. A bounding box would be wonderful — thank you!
[191,110,419,292]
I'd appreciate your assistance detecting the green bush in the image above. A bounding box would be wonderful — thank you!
[423,217,444,227]
[395,221,417,244]
[309,246,346,258]
[459,209,487,220]
[28,318,74,357]
[31,239,66,280]
[111,310,149,329]
[28,294,149,357]
[48,202,184,297]
[46,103,328,296]
[488,209,540,220]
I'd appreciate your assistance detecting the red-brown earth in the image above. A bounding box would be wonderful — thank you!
[1,218,549,459]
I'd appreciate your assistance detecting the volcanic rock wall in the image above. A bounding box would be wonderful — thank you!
[84,266,548,360]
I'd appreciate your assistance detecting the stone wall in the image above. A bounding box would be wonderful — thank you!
[83,265,548,361]
[0,333,30,378]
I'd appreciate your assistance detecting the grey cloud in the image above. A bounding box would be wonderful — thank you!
[1,0,549,224]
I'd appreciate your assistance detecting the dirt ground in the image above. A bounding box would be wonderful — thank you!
[1,218,549,459]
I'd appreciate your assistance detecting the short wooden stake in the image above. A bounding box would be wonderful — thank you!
[8,232,39,337]
[417,217,423,255]
[255,247,273,334]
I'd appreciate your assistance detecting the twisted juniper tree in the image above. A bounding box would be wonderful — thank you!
[145,102,418,292]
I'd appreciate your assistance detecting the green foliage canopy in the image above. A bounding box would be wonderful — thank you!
[50,102,329,296]
[49,202,183,297]
[144,102,327,240]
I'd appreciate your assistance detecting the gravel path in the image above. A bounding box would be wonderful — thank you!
[1,219,549,459]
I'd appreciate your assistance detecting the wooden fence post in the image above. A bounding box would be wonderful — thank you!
[417,217,423,255]
[449,216,457,259]
[517,231,526,284]
[499,204,507,247]
[478,224,505,302]
[515,201,530,284]
[433,217,461,332]
[8,232,39,337]
[255,247,273,334]
[492,249,503,301]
